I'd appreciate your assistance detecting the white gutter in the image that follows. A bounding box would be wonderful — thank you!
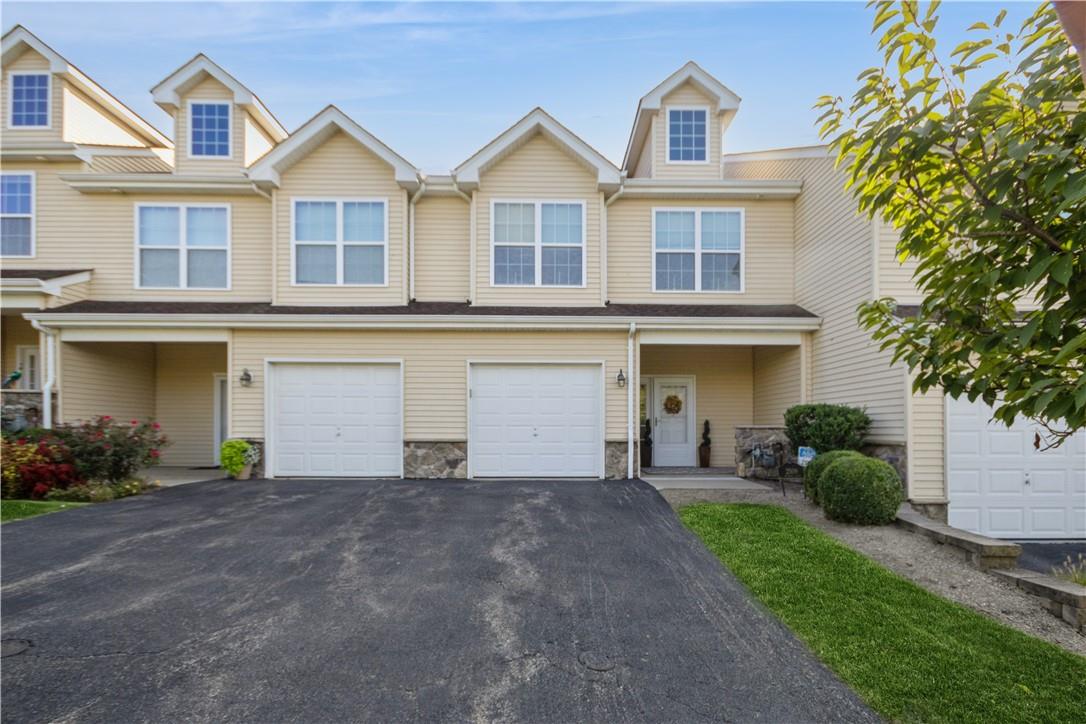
[605,185,626,207]
[409,182,427,300]
[30,320,56,428]
[627,321,636,479]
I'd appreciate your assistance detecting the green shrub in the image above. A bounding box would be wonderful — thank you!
[220,439,253,478]
[803,449,864,505]
[819,456,904,525]
[45,483,114,503]
[52,417,169,482]
[784,404,871,453]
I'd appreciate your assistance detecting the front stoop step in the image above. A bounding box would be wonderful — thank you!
[894,506,1021,571]
[993,569,1086,633]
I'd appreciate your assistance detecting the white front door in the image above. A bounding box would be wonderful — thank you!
[271,363,402,477]
[652,376,695,466]
[470,364,602,478]
[15,345,39,390]
[947,396,1086,539]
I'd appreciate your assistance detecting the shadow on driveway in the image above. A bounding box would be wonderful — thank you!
[2,478,877,723]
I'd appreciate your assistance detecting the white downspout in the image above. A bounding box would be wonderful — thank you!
[31,320,56,428]
[409,182,426,301]
[627,321,636,478]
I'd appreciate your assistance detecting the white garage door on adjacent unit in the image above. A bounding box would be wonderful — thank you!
[270,362,402,477]
[947,396,1085,539]
[470,364,602,478]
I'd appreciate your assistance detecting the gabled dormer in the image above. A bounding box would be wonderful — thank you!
[623,61,741,180]
[151,55,287,175]
[1,25,171,155]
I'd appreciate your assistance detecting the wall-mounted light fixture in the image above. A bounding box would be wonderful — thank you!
[239,368,253,387]
[616,369,626,388]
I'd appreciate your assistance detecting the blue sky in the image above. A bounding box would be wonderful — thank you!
[6,1,1035,172]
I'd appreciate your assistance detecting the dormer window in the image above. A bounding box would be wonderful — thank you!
[189,101,231,157]
[9,73,50,128]
[667,107,707,163]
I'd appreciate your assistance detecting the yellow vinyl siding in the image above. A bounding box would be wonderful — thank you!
[631,127,653,178]
[878,221,921,301]
[653,82,721,180]
[58,341,156,423]
[231,329,628,442]
[1,315,40,384]
[1,49,62,143]
[62,84,146,147]
[174,76,244,176]
[243,111,274,166]
[86,155,172,174]
[727,155,907,443]
[753,345,801,425]
[47,280,90,307]
[909,385,946,501]
[0,161,272,301]
[474,134,602,306]
[273,131,406,305]
[606,197,794,304]
[413,195,469,302]
[154,343,227,466]
[640,345,753,466]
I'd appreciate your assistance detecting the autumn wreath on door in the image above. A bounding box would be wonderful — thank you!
[663,394,683,415]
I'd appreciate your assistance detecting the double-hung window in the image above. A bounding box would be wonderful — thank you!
[137,204,230,289]
[653,208,743,292]
[293,199,387,285]
[492,200,584,287]
[667,107,707,163]
[190,102,231,157]
[9,73,50,128]
[1,172,34,257]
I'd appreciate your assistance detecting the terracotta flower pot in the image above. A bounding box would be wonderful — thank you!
[236,463,252,481]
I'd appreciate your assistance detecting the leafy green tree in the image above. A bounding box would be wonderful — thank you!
[817,1,1085,446]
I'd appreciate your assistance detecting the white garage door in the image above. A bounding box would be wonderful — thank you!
[947,396,1085,539]
[271,363,402,477]
[470,364,602,478]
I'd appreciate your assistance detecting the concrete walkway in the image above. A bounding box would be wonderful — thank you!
[141,466,224,487]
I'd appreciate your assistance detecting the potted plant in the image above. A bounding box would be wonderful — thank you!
[640,419,653,468]
[221,439,260,480]
[698,420,711,468]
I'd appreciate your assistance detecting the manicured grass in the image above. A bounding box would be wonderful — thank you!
[680,503,1086,724]
[1,499,86,523]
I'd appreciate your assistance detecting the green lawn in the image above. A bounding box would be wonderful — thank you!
[680,503,1086,724]
[1,499,87,523]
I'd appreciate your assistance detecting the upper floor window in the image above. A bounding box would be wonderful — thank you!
[190,102,231,157]
[137,204,230,289]
[667,107,707,163]
[653,208,743,292]
[492,200,584,287]
[292,199,387,286]
[1,172,34,257]
[9,73,50,128]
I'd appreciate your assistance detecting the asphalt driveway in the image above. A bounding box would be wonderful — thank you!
[2,479,876,723]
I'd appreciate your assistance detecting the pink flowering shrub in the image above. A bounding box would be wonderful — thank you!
[52,417,170,482]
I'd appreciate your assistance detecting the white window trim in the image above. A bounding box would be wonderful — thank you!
[133,202,232,290]
[187,99,233,159]
[290,197,390,287]
[489,199,587,288]
[15,345,40,391]
[664,105,710,165]
[0,170,35,258]
[650,206,745,294]
[7,71,51,130]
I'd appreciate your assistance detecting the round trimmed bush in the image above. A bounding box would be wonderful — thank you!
[803,449,863,505]
[819,456,904,525]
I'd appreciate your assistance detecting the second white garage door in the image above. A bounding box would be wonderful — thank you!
[270,363,402,477]
[470,364,602,478]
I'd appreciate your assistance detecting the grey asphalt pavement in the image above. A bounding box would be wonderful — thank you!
[1,478,877,723]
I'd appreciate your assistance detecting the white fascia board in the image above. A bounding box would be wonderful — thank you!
[151,54,287,141]
[637,329,803,346]
[1,271,91,297]
[722,145,832,163]
[59,328,229,343]
[25,313,821,332]
[60,174,262,196]
[454,108,621,191]
[619,178,803,200]
[1,26,172,148]
[247,106,419,189]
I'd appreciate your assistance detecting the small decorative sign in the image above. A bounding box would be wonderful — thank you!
[663,394,683,415]
[797,446,816,467]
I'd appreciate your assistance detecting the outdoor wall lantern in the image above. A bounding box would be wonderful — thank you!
[239,369,253,387]
[616,369,626,388]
